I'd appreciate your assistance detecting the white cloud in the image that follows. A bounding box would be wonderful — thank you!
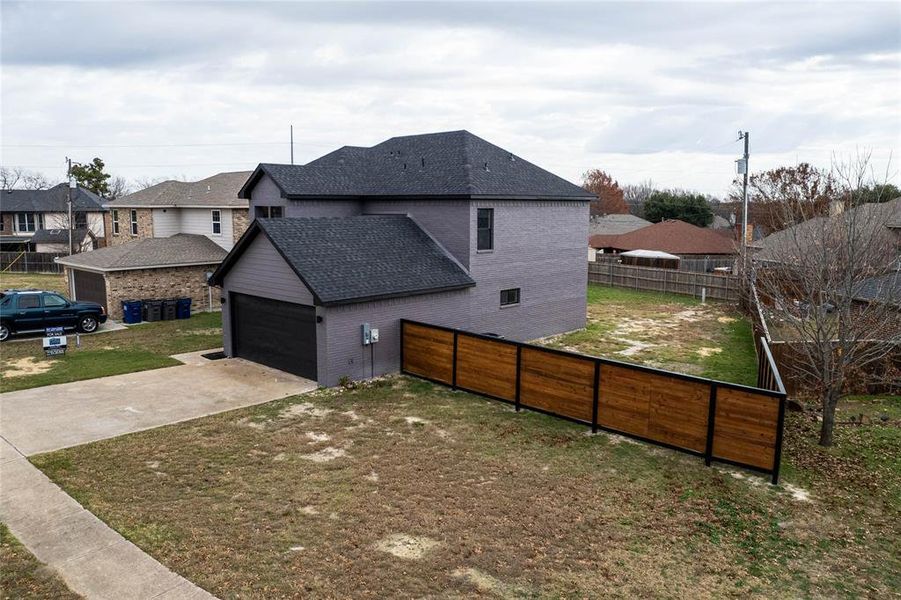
[1,1,898,195]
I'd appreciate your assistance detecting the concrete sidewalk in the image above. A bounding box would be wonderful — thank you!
[1,438,214,599]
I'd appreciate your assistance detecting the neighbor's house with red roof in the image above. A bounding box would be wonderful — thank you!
[589,219,738,259]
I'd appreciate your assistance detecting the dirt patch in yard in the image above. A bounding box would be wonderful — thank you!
[540,285,758,386]
[2,357,54,378]
[374,534,440,559]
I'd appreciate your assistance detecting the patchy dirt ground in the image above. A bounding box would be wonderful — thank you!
[539,285,758,385]
[34,378,899,599]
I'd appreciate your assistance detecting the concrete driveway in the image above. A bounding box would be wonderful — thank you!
[0,350,317,456]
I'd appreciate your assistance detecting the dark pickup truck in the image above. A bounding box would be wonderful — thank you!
[0,289,107,342]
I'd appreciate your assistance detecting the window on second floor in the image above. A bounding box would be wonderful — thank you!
[112,210,120,235]
[211,210,222,235]
[477,208,494,251]
[74,212,87,229]
[15,213,42,233]
[255,205,283,219]
[130,210,138,235]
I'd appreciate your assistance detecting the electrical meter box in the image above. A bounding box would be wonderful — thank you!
[371,328,379,343]
[362,323,371,345]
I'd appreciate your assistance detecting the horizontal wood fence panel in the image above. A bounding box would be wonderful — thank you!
[600,365,710,452]
[401,322,454,385]
[520,347,595,423]
[455,333,517,402]
[400,319,786,483]
[712,387,780,470]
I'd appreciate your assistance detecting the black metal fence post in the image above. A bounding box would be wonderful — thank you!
[451,331,458,389]
[772,394,786,484]
[514,346,522,411]
[592,361,600,433]
[705,383,718,466]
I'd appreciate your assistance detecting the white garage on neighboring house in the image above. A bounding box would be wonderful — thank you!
[56,233,226,320]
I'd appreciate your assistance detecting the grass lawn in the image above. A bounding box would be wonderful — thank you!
[33,378,900,598]
[0,523,81,599]
[539,285,758,386]
[0,272,68,295]
[0,312,222,392]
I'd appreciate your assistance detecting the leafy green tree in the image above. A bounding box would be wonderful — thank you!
[643,190,714,227]
[70,157,111,197]
[852,183,901,206]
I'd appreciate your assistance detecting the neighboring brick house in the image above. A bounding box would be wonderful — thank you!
[210,130,594,385]
[0,184,106,251]
[55,234,226,320]
[103,171,251,250]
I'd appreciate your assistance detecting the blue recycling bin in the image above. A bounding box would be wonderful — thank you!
[175,297,192,319]
[121,300,143,324]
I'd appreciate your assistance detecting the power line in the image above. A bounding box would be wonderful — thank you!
[4,162,257,169]
[1,140,337,149]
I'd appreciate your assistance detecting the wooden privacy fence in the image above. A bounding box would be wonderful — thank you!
[0,251,65,274]
[588,261,739,301]
[401,320,787,483]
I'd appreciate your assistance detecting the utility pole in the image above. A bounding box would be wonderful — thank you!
[290,125,294,165]
[737,131,750,250]
[66,157,75,256]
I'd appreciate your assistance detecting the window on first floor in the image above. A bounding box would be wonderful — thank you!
[477,208,494,251]
[255,205,284,219]
[211,209,222,235]
[130,209,138,235]
[112,210,120,235]
[15,213,42,232]
[500,287,520,307]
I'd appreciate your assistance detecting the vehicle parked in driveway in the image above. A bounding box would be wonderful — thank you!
[0,289,107,342]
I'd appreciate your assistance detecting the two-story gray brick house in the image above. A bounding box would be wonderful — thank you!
[211,130,593,385]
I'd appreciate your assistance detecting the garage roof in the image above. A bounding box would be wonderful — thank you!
[55,234,227,272]
[213,216,476,305]
[239,130,596,201]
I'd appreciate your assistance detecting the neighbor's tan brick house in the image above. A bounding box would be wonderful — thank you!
[103,171,251,250]
[56,234,226,320]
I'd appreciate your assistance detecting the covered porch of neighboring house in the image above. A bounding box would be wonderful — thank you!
[55,234,226,320]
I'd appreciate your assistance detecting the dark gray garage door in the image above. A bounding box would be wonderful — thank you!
[73,269,107,311]
[231,292,317,380]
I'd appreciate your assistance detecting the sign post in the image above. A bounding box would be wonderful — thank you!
[43,327,67,357]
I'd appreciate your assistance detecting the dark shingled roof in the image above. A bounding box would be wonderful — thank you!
[30,228,90,244]
[240,130,595,201]
[1,184,105,213]
[215,216,475,305]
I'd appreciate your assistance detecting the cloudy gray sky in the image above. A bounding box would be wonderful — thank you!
[2,1,899,195]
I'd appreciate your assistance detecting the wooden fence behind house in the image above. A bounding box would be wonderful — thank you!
[588,261,739,301]
[594,254,737,274]
[0,252,65,274]
[401,320,787,483]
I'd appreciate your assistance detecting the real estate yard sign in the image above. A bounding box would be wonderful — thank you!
[43,327,67,357]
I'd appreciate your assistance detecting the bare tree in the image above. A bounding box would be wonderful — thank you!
[0,166,56,190]
[751,152,900,446]
[107,176,131,199]
[622,179,655,217]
